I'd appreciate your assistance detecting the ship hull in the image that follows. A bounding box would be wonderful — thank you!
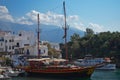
[25,66,95,79]
[27,71,91,79]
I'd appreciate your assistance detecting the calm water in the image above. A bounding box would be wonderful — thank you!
[11,69,120,80]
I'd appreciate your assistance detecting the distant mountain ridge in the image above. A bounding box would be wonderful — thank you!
[0,21,84,43]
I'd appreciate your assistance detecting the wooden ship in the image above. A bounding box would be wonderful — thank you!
[21,1,95,79]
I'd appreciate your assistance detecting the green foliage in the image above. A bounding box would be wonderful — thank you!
[47,43,60,58]
[61,29,120,59]
[70,33,80,42]
[5,57,11,66]
[85,28,94,38]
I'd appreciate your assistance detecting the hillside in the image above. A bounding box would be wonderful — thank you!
[0,21,84,43]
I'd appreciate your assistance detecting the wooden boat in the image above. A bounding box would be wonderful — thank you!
[20,1,95,79]
[22,58,95,79]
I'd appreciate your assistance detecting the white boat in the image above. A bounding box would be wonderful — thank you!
[74,55,116,70]
[74,54,105,67]
[6,68,24,77]
[0,69,11,80]
[7,70,19,77]
[0,75,11,80]
[74,58,105,67]
[96,63,116,70]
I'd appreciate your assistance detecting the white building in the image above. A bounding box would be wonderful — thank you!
[50,42,61,51]
[24,42,48,57]
[49,42,62,58]
[14,31,35,49]
[0,30,61,58]
[0,30,36,53]
[0,30,49,57]
[0,30,14,52]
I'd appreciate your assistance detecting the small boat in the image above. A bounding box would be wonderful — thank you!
[96,63,116,70]
[0,76,11,80]
[96,58,116,70]
[74,54,105,67]
[6,68,20,77]
[74,55,116,70]
[6,68,25,77]
[0,69,11,80]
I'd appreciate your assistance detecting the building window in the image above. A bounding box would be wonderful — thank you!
[0,37,4,41]
[12,39,14,42]
[24,44,29,46]
[5,46,7,51]
[5,40,7,43]
[12,46,14,49]
[1,43,2,46]
[19,33,22,36]
[44,50,45,53]
[9,40,11,42]
[16,43,19,47]
[9,46,11,50]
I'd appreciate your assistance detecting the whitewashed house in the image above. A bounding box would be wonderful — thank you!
[14,31,48,57]
[0,31,6,52]
[50,43,61,51]
[0,30,15,53]
[0,30,61,58]
[24,42,48,57]
[49,42,62,58]
[13,31,36,54]
[0,30,36,54]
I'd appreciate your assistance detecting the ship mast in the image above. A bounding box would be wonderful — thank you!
[37,14,40,58]
[63,1,68,60]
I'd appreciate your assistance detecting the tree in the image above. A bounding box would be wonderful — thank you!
[47,43,60,58]
[85,28,94,38]
[70,33,80,42]
[70,33,81,58]
[70,33,80,50]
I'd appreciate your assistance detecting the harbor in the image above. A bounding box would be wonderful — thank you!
[0,0,120,80]
[10,69,120,80]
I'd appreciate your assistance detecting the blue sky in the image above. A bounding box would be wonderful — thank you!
[0,0,120,32]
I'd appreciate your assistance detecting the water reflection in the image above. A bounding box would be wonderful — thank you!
[12,69,120,80]
[12,77,92,80]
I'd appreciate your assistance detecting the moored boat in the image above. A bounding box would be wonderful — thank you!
[20,1,95,79]
[6,68,24,77]
[22,58,95,79]
[74,55,116,70]
[74,54,105,67]
[0,69,11,80]
[96,58,116,70]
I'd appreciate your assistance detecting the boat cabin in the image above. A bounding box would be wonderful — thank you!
[27,58,68,69]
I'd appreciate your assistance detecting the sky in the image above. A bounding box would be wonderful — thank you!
[0,0,120,32]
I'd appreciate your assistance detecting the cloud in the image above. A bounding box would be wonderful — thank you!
[0,6,105,32]
[25,10,64,26]
[67,15,85,30]
[0,6,14,22]
[21,10,81,28]
[88,23,104,32]
[16,17,33,25]
[16,10,105,32]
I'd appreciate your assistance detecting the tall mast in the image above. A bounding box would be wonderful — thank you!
[37,14,40,58]
[63,1,68,60]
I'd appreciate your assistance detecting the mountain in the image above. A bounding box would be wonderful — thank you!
[0,21,84,43]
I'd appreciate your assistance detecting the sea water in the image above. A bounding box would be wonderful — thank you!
[11,69,120,80]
